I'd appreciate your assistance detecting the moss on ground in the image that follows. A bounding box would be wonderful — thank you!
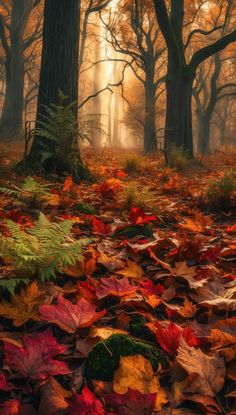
[85,334,167,381]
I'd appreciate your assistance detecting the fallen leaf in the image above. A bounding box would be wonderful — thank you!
[177,337,226,396]
[105,388,157,415]
[210,328,236,349]
[0,281,42,326]
[67,385,105,415]
[39,294,106,333]
[113,354,168,411]
[96,277,137,299]
[3,329,70,379]
[129,208,157,225]
[117,259,144,279]
[148,321,198,356]
[37,377,70,415]
[174,262,208,289]
[0,371,13,391]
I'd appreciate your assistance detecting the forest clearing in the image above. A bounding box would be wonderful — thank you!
[0,0,235,414]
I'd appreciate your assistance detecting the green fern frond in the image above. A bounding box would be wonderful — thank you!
[0,213,89,282]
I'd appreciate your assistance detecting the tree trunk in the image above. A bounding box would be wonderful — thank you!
[197,112,211,155]
[25,0,89,180]
[143,77,156,153]
[165,69,194,157]
[112,91,120,147]
[1,0,32,135]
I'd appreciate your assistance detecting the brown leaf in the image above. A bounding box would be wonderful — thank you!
[177,337,226,396]
[37,377,70,415]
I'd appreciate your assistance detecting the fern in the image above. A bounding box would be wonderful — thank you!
[0,213,89,282]
[0,278,30,294]
[0,177,51,206]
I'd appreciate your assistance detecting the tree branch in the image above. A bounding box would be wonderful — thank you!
[190,29,236,71]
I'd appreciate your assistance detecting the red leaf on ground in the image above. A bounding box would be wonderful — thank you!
[63,175,73,192]
[39,294,106,333]
[0,400,20,415]
[0,400,35,415]
[0,372,13,391]
[105,388,157,415]
[96,277,137,299]
[129,208,157,225]
[148,321,198,356]
[140,280,165,298]
[67,386,105,415]
[91,217,111,235]
[3,329,70,379]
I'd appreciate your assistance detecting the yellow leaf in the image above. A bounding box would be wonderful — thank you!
[43,193,60,206]
[178,298,197,318]
[89,327,128,340]
[118,259,143,279]
[210,329,236,349]
[146,295,162,308]
[0,282,42,326]
[113,354,168,411]
[179,218,203,233]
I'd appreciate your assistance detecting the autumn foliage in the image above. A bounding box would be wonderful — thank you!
[0,150,235,414]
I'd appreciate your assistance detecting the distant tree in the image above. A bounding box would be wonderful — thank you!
[101,0,165,153]
[0,0,42,135]
[153,0,236,157]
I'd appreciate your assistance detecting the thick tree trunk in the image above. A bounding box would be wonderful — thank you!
[164,70,194,157]
[1,51,25,134]
[143,77,156,154]
[1,0,32,135]
[25,0,89,180]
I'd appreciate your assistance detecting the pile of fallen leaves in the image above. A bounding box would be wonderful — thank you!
[0,150,235,415]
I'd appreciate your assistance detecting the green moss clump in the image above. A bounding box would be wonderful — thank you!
[85,334,167,381]
[116,224,153,238]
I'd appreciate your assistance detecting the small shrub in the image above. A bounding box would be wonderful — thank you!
[168,144,190,172]
[0,213,89,282]
[206,170,236,211]
[121,183,153,210]
[123,156,142,174]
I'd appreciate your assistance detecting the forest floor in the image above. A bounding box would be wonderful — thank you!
[0,143,235,415]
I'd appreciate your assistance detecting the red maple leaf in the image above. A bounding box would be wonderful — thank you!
[148,321,198,357]
[0,400,35,415]
[140,280,165,298]
[3,330,70,379]
[0,400,21,415]
[77,280,97,302]
[91,216,111,235]
[39,294,106,333]
[63,175,73,192]
[0,372,13,391]
[226,224,236,233]
[105,388,157,415]
[96,277,137,299]
[67,386,105,415]
[129,208,157,225]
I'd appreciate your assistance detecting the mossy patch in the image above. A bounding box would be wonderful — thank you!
[85,334,167,381]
